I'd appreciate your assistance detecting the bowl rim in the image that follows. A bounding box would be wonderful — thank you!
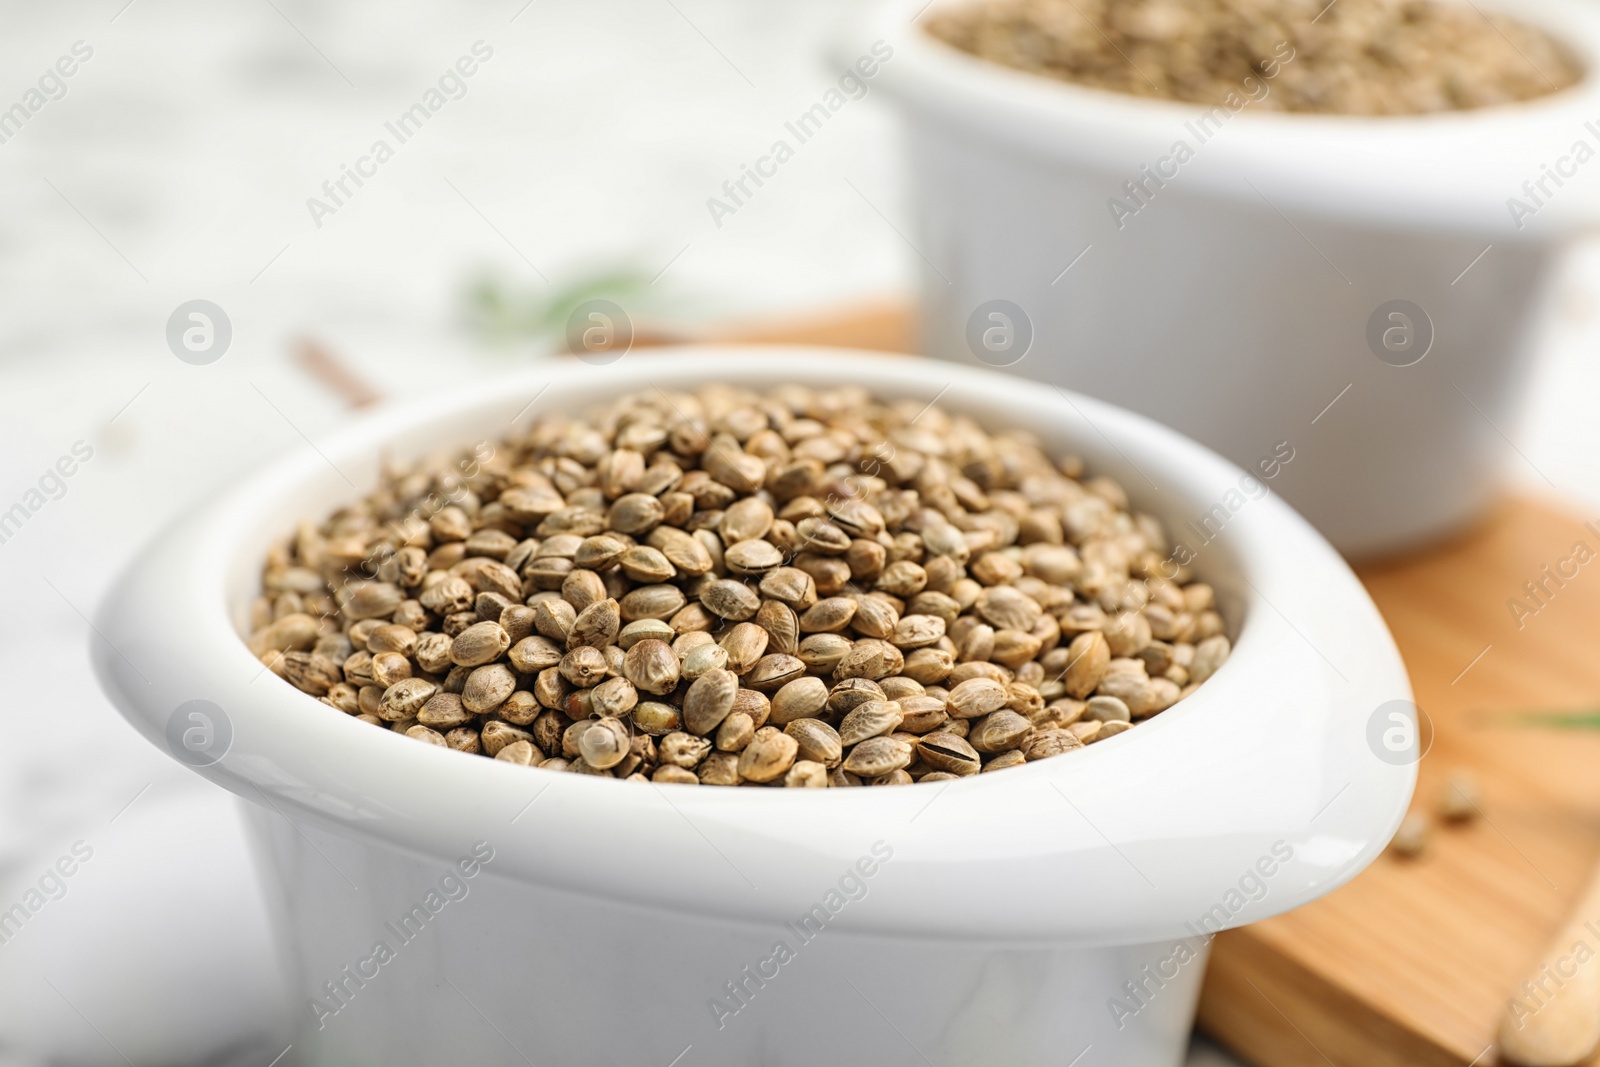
[92,345,1415,945]
[857,0,1600,238]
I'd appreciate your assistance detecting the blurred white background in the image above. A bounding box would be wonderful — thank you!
[1,0,1599,1063]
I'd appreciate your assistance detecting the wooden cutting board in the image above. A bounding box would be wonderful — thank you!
[1201,496,1600,1067]
[718,302,1600,1067]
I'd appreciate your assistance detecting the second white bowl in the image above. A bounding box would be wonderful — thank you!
[864,0,1600,556]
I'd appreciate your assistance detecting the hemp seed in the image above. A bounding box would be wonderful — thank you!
[737,726,799,783]
[1440,772,1482,822]
[926,0,1580,116]
[256,383,1233,786]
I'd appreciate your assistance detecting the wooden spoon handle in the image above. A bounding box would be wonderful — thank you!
[1500,861,1600,1066]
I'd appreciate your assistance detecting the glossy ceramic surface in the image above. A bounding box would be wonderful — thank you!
[94,348,1414,1064]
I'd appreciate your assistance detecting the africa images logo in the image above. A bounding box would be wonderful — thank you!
[166,700,232,768]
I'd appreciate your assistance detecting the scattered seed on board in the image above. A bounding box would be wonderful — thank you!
[1439,772,1482,822]
[1390,812,1431,858]
[256,383,1234,785]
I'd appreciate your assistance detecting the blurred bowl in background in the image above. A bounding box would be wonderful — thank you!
[865,0,1600,557]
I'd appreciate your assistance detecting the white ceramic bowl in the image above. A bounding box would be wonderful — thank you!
[93,347,1413,1067]
[863,0,1600,557]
